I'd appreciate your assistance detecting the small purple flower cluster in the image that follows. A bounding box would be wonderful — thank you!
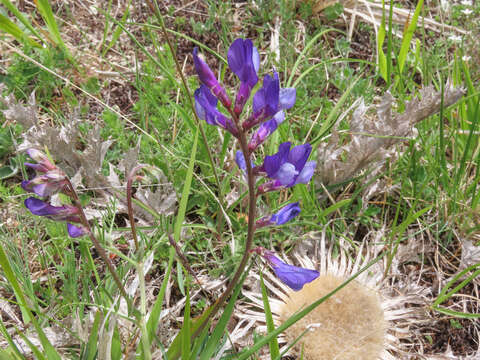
[193,39,319,291]
[21,149,87,238]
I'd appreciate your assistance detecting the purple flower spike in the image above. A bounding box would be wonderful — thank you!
[194,85,238,136]
[24,197,80,223]
[263,250,319,291]
[243,73,296,129]
[248,111,285,151]
[256,202,301,228]
[67,223,87,238]
[193,47,231,108]
[258,142,316,193]
[228,39,260,115]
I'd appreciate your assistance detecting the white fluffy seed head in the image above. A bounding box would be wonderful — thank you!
[278,274,386,360]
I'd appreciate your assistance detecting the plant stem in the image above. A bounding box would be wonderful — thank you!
[127,165,146,252]
[138,260,152,360]
[66,180,129,300]
[190,109,257,339]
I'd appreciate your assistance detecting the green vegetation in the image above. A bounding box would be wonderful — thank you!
[0,0,479,358]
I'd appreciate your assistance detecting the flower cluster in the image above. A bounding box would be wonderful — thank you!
[193,39,318,290]
[21,149,87,238]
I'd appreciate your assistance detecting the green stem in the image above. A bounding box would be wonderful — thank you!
[66,180,129,301]
[138,260,152,360]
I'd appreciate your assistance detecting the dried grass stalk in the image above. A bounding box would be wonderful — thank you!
[317,84,465,186]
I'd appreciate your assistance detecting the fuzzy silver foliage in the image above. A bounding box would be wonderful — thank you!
[317,84,465,186]
[1,87,177,224]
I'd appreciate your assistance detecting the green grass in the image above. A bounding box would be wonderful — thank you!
[0,0,479,358]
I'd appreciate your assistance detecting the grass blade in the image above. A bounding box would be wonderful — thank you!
[397,0,424,73]
[260,272,280,359]
[0,246,61,360]
[33,0,67,51]
[0,0,43,41]
[0,13,40,47]
[81,310,102,360]
[377,0,387,80]
[199,266,250,360]
[181,280,191,360]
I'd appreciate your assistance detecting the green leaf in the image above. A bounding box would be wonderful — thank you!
[318,198,352,218]
[181,282,191,360]
[0,0,43,42]
[0,13,40,47]
[34,0,67,51]
[433,263,480,309]
[166,303,215,360]
[397,0,424,74]
[0,165,18,180]
[81,310,102,360]
[377,1,387,80]
[310,75,361,146]
[323,3,344,21]
[0,320,24,359]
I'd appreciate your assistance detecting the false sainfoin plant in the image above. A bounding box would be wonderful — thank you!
[20,38,320,356]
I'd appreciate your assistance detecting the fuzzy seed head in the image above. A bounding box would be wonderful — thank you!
[278,274,386,360]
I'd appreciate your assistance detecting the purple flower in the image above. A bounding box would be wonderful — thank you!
[67,223,87,238]
[256,202,301,228]
[194,85,238,136]
[243,72,296,129]
[193,47,231,108]
[25,149,56,173]
[227,38,260,115]
[24,197,86,238]
[24,197,81,223]
[258,142,316,193]
[22,149,68,197]
[21,170,68,198]
[262,250,319,291]
[248,111,285,151]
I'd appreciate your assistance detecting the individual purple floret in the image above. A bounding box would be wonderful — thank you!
[257,142,316,193]
[252,247,319,291]
[24,149,56,173]
[193,47,231,109]
[243,72,296,129]
[24,197,87,237]
[227,38,260,115]
[24,197,81,222]
[235,150,247,171]
[248,111,285,151]
[21,170,69,198]
[22,149,69,198]
[256,202,301,228]
[67,223,87,238]
[194,85,238,136]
